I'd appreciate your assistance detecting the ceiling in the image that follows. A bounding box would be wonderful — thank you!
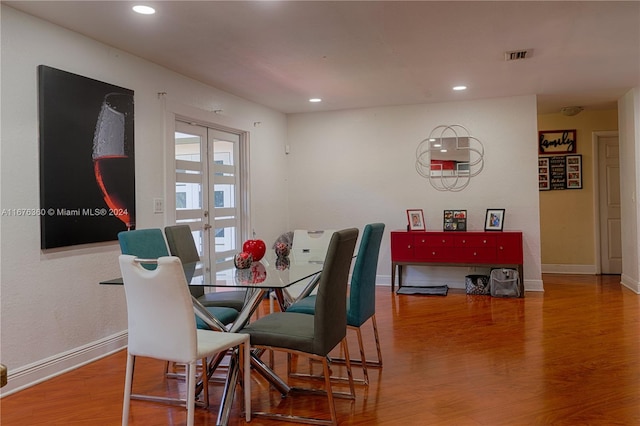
[5,1,640,114]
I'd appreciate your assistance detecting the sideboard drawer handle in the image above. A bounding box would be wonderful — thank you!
[432,251,436,255]
[462,239,466,244]
[473,252,477,256]
[408,245,412,249]
[483,239,487,244]
[499,246,504,250]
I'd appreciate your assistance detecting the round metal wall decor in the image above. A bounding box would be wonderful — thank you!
[416,125,485,192]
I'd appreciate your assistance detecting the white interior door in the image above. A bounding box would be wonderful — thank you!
[174,121,244,281]
[598,133,622,274]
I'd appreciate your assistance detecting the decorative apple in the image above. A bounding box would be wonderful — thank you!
[234,251,253,269]
[243,239,266,262]
[274,241,290,258]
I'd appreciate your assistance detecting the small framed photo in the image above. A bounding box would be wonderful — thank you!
[443,209,467,232]
[407,209,426,231]
[484,209,505,231]
[565,154,583,190]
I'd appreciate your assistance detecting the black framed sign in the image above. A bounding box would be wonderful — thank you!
[539,129,577,154]
[538,155,582,191]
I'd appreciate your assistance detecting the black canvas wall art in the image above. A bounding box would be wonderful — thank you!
[38,65,135,249]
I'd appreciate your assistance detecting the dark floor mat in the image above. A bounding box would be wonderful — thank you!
[396,285,448,296]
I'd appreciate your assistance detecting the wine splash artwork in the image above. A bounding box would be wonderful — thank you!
[38,66,135,249]
[92,92,135,230]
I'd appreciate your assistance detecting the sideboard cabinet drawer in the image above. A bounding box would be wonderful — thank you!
[415,245,454,261]
[390,232,414,262]
[458,247,496,263]
[496,233,523,264]
[454,233,496,248]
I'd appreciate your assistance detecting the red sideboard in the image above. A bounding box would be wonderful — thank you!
[391,230,524,295]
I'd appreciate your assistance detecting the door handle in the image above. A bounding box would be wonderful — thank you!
[204,224,212,230]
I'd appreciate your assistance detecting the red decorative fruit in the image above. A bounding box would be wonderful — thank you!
[243,239,266,261]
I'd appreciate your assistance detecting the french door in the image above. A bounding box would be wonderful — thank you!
[174,120,247,282]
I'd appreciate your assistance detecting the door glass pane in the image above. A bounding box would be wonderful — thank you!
[214,184,235,209]
[175,132,203,211]
[175,128,204,260]
[210,132,240,262]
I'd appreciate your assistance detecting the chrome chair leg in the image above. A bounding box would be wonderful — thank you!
[330,315,383,368]
[254,342,354,425]
[288,338,358,395]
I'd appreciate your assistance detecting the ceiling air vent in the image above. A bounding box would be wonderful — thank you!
[504,49,532,61]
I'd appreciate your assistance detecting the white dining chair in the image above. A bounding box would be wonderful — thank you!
[119,255,251,426]
[269,229,336,312]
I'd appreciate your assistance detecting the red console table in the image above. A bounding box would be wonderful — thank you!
[391,230,524,296]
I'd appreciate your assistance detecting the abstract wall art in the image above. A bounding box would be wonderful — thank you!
[38,65,135,249]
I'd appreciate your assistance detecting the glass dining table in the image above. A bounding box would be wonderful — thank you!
[100,253,324,425]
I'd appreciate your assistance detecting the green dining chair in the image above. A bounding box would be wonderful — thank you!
[164,225,247,312]
[240,228,359,425]
[286,223,385,384]
[118,229,238,328]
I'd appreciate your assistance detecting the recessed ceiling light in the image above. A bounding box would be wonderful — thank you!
[133,5,156,15]
[309,98,322,103]
[452,86,467,91]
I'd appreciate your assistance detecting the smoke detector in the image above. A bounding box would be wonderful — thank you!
[560,106,584,116]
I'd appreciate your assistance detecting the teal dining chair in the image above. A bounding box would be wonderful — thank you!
[164,225,247,312]
[118,229,238,328]
[240,228,359,425]
[286,223,385,384]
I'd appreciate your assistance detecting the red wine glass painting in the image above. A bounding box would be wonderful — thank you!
[92,92,135,230]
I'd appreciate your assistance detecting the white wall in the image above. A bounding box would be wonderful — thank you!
[619,88,640,291]
[286,96,543,291]
[0,6,288,394]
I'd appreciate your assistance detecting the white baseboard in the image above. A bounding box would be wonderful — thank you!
[541,264,597,274]
[621,274,640,294]
[0,331,127,397]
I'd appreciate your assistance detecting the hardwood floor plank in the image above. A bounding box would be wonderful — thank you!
[3,274,639,425]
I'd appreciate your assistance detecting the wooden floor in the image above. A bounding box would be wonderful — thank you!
[2,274,639,425]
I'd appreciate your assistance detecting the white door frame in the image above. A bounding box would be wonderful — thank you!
[162,98,252,254]
[592,130,620,275]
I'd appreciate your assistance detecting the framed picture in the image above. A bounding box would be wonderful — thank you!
[484,209,505,231]
[538,157,550,191]
[538,154,582,191]
[38,65,135,249]
[407,209,426,231]
[565,154,583,189]
[538,129,576,154]
[443,209,467,231]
